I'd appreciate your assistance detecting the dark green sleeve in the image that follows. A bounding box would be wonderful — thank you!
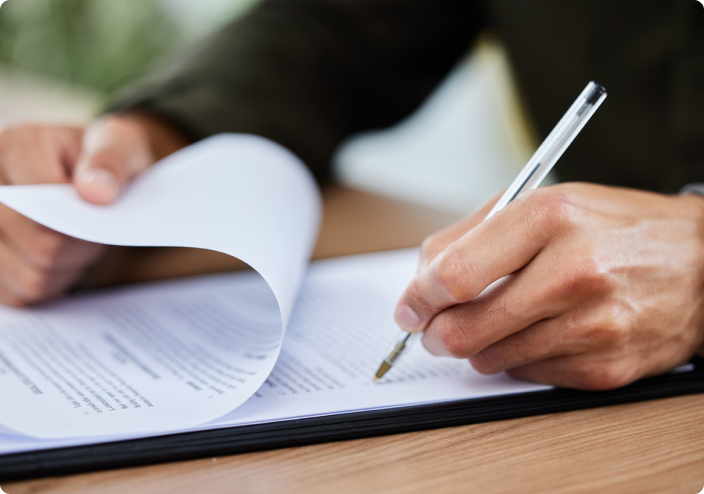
[114,0,484,181]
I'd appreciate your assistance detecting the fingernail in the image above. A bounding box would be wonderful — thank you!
[395,304,421,331]
[78,168,118,198]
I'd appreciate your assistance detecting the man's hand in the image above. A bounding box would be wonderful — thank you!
[395,183,704,390]
[0,113,188,306]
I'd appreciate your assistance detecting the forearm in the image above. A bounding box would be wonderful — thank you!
[112,0,484,182]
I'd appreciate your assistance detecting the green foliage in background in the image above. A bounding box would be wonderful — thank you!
[0,0,181,97]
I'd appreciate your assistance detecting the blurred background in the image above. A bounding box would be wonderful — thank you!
[0,0,538,213]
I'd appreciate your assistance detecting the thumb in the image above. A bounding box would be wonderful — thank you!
[73,115,155,205]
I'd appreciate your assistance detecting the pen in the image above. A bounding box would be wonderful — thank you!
[374,81,608,382]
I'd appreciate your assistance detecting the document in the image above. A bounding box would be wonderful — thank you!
[0,134,548,455]
[0,250,549,455]
[0,271,282,439]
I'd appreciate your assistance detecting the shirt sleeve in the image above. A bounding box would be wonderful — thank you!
[112,0,484,182]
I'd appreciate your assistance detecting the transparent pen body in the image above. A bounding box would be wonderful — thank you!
[376,330,422,377]
[375,81,607,382]
[487,81,607,218]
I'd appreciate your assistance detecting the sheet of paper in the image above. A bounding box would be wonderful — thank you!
[0,250,551,454]
[207,249,552,426]
[0,134,320,439]
[0,134,320,326]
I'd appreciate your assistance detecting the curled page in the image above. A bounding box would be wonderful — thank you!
[0,134,321,439]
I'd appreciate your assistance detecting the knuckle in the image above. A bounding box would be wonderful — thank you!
[87,150,123,173]
[0,124,40,140]
[470,350,500,374]
[561,256,613,298]
[569,361,632,391]
[433,312,472,358]
[0,128,11,150]
[403,277,436,317]
[26,230,66,268]
[528,188,577,233]
[583,311,631,349]
[16,266,52,301]
[433,253,473,303]
[0,125,25,154]
[420,233,443,262]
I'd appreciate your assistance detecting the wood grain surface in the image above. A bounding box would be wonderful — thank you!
[3,187,704,494]
[5,395,704,494]
[82,185,459,286]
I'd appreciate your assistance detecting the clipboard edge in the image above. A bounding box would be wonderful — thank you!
[2,357,703,481]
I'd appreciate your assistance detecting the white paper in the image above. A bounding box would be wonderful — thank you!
[218,250,552,421]
[0,134,321,438]
[0,250,551,454]
[0,273,283,439]
[0,134,320,326]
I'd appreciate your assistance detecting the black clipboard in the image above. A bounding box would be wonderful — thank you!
[1,357,703,481]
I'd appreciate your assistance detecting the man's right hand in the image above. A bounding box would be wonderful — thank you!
[0,114,188,306]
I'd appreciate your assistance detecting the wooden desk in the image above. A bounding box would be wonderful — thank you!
[5,186,704,494]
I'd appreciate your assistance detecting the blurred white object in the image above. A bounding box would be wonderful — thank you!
[0,70,99,125]
[335,37,540,214]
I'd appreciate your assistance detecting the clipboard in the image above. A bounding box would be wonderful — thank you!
[2,356,702,481]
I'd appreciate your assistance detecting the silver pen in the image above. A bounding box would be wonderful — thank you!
[374,81,608,382]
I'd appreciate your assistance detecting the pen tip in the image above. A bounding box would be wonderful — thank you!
[374,361,392,383]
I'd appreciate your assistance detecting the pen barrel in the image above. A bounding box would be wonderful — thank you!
[383,330,422,366]
[487,82,607,218]
[375,82,606,381]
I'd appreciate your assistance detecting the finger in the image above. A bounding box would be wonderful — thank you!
[466,313,590,373]
[74,116,155,205]
[506,354,638,391]
[0,126,82,185]
[419,242,606,358]
[0,238,87,305]
[395,188,571,332]
[0,204,105,270]
[419,272,552,358]
[0,285,24,307]
[419,190,504,271]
